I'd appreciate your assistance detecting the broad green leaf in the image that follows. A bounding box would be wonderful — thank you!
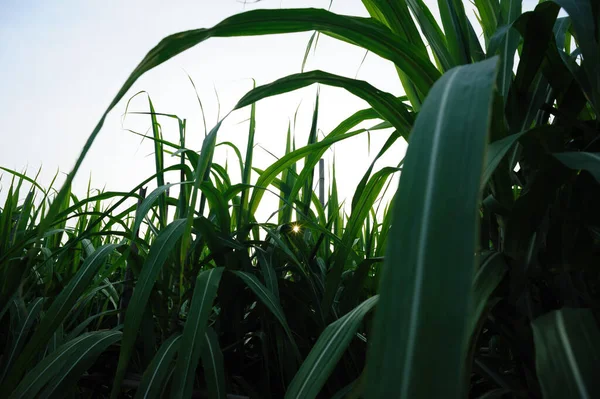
[171,267,224,399]
[135,335,182,399]
[285,296,378,399]
[111,219,187,398]
[366,57,500,399]
[532,308,600,399]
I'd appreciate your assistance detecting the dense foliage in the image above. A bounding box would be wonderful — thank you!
[1,0,600,398]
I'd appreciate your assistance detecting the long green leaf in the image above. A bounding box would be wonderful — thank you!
[406,0,453,71]
[232,271,301,361]
[366,57,499,399]
[285,296,378,399]
[132,182,189,237]
[200,326,226,399]
[532,308,600,399]
[135,335,182,399]
[39,331,122,399]
[111,219,187,398]
[438,0,472,65]
[233,70,413,134]
[8,331,121,399]
[171,267,224,399]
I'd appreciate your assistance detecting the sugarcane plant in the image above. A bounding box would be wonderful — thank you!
[1,0,599,398]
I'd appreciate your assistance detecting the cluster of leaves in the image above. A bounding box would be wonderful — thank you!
[1,0,600,398]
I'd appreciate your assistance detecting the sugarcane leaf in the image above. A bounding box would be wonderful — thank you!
[111,219,187,398]
[135,334,182,399]
[171,267,224,399]
[366,57,499,399]
[532,308,600,399]
[285,296,378,399]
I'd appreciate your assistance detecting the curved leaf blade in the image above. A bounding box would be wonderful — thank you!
[285,296,378,399]
[8,331,120,399]
[135,334,182,399]
[232,271,301,361]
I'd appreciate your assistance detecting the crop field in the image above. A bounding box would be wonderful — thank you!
[1,0,599,398]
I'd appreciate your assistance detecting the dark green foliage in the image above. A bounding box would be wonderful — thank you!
[1,1,600,398]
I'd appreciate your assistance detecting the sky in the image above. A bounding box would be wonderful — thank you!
[0,0,539,219]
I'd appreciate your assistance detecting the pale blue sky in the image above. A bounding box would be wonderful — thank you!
[0,0,539,215]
